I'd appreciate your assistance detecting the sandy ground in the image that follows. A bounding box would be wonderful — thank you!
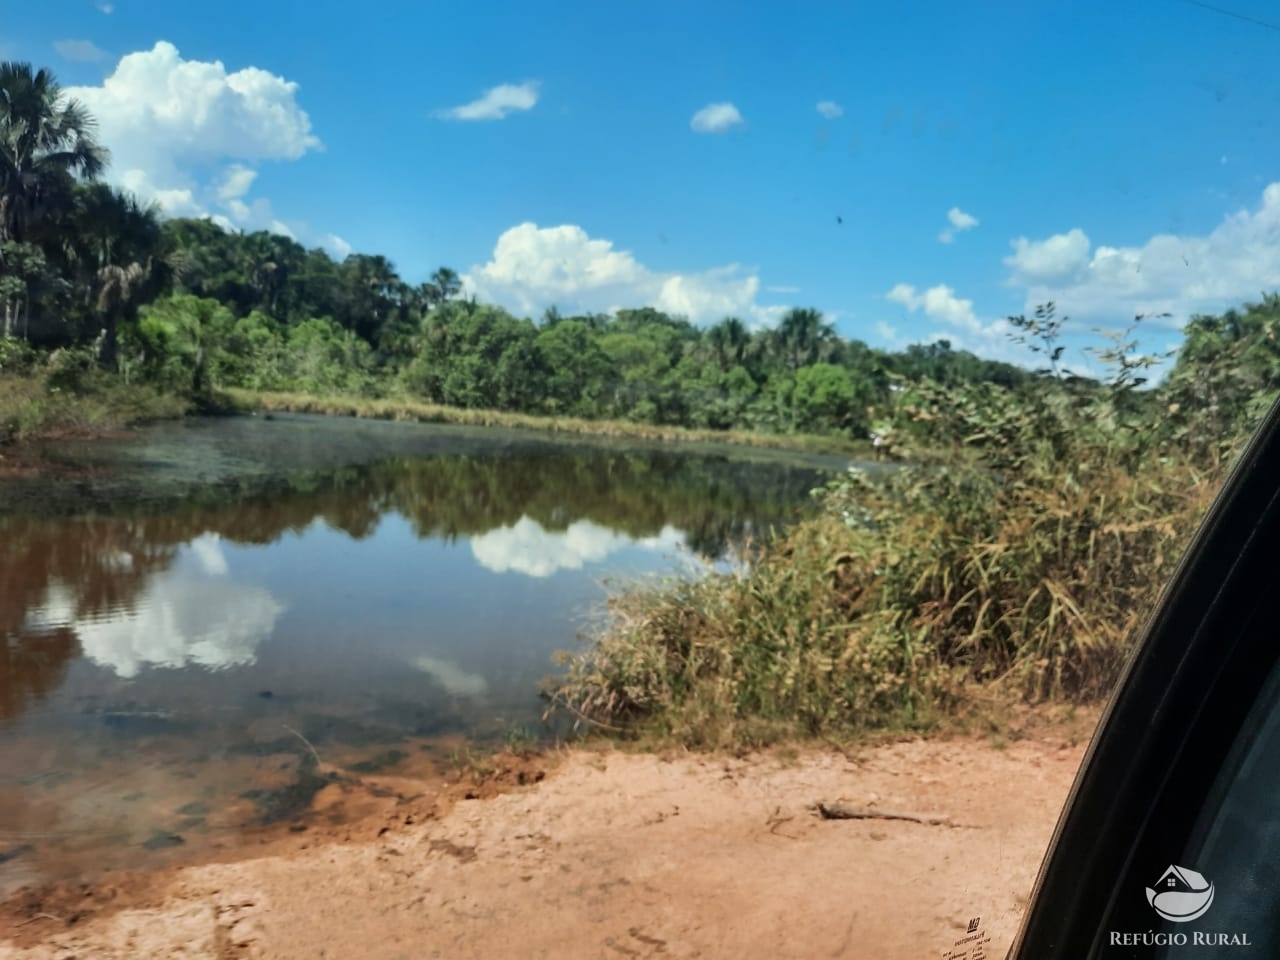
[0,725,1093,960]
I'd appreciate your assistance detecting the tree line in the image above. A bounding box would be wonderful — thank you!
[1,59,1037,440]
[4,58,1278,446]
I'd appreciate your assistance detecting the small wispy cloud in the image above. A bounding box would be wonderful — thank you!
[691,102,744,134]
[938,206,979,244]
[215,163,257,203]
[816,100,843,119]
[875,320,900,345]
[96,1,113,12]
[323,234,353,259]
[54,39,108,62]
[435,81,540,121]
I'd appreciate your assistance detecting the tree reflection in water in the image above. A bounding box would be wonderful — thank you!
[0,447,829,722]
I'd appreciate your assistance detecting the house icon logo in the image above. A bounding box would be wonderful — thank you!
[1146,865,1215,922]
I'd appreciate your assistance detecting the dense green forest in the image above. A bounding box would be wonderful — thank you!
[4,57,1278,457]
[1,59,1038,444]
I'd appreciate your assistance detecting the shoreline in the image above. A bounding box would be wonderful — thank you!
[0,714,1098,959]
[1,378,875,480]
[226,388,874,459]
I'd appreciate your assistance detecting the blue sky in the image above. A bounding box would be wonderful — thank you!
[5,0,1280,372]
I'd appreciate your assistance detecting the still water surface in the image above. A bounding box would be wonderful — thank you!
[0,415,845,890]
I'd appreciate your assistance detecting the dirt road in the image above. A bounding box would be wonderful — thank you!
[0,727,1092,960]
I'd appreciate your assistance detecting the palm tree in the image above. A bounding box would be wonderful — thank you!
[707,316,749,369]
[415,280,440,311]
[239,231,302,317]
[71,184,180,366]
[774,307,836,371]
[430,266,461,303]
[418,265,462,309]
[0,62,108,246]
[540,305,563,328]
[339,253,402,342]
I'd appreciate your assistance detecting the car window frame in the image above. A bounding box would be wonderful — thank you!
[1007,394,1280,958]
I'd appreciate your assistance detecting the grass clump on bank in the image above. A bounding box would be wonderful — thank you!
[546,514,967,748]
[0,342,187,446]
[546,461,1217,748]
[547,303,1279,748]
[228,387,872,458]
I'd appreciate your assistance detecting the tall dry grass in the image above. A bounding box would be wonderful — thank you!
[228,388,871,457]
[547,314,1259,748]
[545,453,1223,747]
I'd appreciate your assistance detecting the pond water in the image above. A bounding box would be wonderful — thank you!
[0,414,849,891]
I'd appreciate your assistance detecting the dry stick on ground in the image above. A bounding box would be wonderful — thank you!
[543,696,630,733]
[13,913,62,928]
[766,805,799,838]
[282,723,323,768]
[811,801,971,827]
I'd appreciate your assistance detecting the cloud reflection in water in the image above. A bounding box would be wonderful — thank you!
[22,535,283,680]
[468,516,690,578]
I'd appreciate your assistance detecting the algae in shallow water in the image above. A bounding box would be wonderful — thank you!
[0,844,34,865]
[142,832,186,851]
[347,748,408,774]
[240,764,340,825]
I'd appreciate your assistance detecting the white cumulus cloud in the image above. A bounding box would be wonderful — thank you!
[1005,228,1092,281]
[116,169,202,217]
[65,41,322,240]
[463,222,790,327]
[68,41,319,173]
[816,100,843,119]
[1004,182,1280,324]
[691,102,744,134]
[54,39,108,62]
[435,81,540,121]
[887,282,981,330]
[938,206,979,244]
[885,282,1016,360]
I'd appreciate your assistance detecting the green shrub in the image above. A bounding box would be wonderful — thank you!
[0,337,40,374]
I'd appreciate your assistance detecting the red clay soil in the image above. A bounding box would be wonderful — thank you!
[0,722,1096,960]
